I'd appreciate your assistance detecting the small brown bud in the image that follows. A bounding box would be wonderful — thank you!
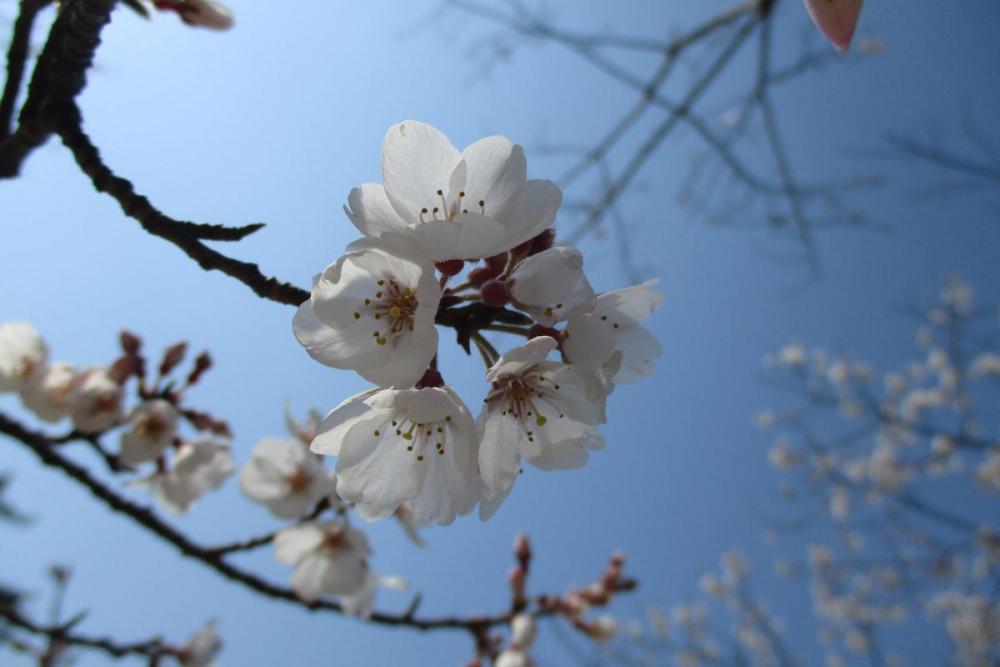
[480,280,511,308]
[158,342,188,376]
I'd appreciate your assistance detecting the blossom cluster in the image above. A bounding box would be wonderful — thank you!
[755,276,1000,665]
[294,120,663,526]
[0,323,235,513]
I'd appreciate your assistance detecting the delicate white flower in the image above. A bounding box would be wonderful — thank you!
[20,362,78,423]
[345,120,561,261]
[830,486,850,521]
[768,438,799,470]
[0,322,47,393]
[976,451,1000,492]
[240,436,335,518]
[699,573,724,597]
[495,649,534,667]
[779,342,806,367]
[900,387,948,421]
[311,386,480,524]
[591,614,619,642]
[132,439,234,514]
[71,368,123,434]
[563,279,664,384]
[294,236,440,387]
[119,399,179,466]
[274,520,371,601]
[721,551,750,583]
[809,545,834,570]
[178,620,222,667]
[510,613,537,649]
[970,352,1000,377]
[508,246,595,326]
[478,337,606,498]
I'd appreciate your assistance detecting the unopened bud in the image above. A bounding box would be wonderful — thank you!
[508,565,526,591]
[480,280,511,308]
[178,0,234,30]
[186,351,212,385]
[159,342,188,376]
[435,259,465,277]
[415,367,445,389]
[527,324,561,341]
[467,265,499,287]
[513,533,532,565]
[120,330,142,355]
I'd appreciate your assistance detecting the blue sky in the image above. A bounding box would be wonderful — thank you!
[2,0,1000,665]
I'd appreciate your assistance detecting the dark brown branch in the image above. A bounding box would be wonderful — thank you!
[0,0,115,177]
[0,604,171,660]
[0,412,630,635]
[0,0,52,139]
[54,104,309,306]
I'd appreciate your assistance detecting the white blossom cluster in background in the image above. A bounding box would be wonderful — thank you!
[610,552,789,667]
[0,323,236,514]
[753,276,1000,666]
[294,120,663,526]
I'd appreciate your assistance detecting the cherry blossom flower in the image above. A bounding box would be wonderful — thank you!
[496,649,534,667]
[71,368,124,434]
[132,439,234,514]
[345,120,562,261]
[509,246,595,326]
[239,436,335,518]
[311,386,480,524]
[0,322,47,393]
[274,520,371,602]
[119,399,180,467]
[178,620,222,667]
[562,279,664,384]
[294,235,440,387]
[478,337,607,498]
[510,613,537,650]
[20,362,78,423]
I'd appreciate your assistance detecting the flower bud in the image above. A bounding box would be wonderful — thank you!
[480,280,511,308]
[435,259,465,277]
[467,266,498,287]
[514,533,532,564]
[415,367,445,389]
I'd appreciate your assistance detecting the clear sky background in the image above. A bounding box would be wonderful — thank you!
[2,0,999,665]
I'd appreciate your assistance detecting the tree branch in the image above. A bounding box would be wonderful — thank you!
[0,411,630,636]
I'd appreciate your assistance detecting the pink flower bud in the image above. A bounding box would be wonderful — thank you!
[803,0,863,52]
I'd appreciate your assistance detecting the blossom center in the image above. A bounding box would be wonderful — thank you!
[135,412,170,440]
[417,189,487,223]
[485,372,564,443]
[285,466,314,493]
[352,277,418,346]
[381,414,453,462]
